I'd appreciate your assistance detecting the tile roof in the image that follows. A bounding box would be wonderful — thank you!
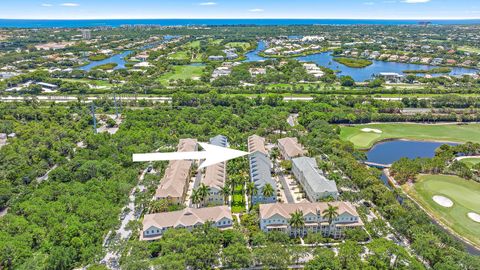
[202,135,228,189]
[278,137,306,158]
[143,205,232,231]
[248,135,268,155]
[259,202,360,220]
[155,139,197,199]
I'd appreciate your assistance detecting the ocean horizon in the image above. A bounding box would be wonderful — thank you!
[1,18,480,28]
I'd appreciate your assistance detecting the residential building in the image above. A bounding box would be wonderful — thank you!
[379,72,404,83]
[208,55,224,61]
[249,68,267,77]
[277,137,306,160]
[141,206,233,240]
[81,29,91,40]
[211,66,231,80]
[292,157,339,201]
[248,135,276,205]
[202,135,228,206]
[154,139,197,204]
[259,202,364,238]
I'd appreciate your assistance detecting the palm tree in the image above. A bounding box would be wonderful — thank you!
[197,183,210,207]
[262,183,275,198]
[219,186,231,206]
[191,189,201,208]
[149,199,168,213]
[246,182,257,207]
[322,204,339,227]
[289,210,305,238]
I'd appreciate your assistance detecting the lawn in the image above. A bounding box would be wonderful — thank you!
[231,185,245,213]
[157,65,205,84]
[458,46,480,54]
[340,123,480,149]
[460,158,480,168]
[405,174,480,247]
[168,51,190,60]
[226,42,252,50]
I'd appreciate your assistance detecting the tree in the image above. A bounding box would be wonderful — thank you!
[191,189,201,208]
[322,203,339,230]
[253,244,290,270]
[289,210,305,238]
[221,243,252,269]
[338,240,363,270]
[305,247,341,270]
[219,186,231,206]
[185,243,218,270]
[340,76,355,87]
[262,183,275,198]
[246,182,257,208]
[197,183,210,207]
[149,199,169,213]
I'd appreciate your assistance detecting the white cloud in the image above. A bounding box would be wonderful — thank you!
[199,2,217,6]
[60,3,80,7]
[402,0,431,3]
[249,8,264,12]
[41,3,53,7]
[364,2,375,5]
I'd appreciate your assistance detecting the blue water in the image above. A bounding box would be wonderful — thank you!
[297,52,479,81]
[245,42,478,81]
[367,140,457,165]
[2,19,480,28]
[79,50,133,71]
[79,35,175,71]
[244,40,268,62]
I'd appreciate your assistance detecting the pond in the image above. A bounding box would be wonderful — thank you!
[244,40,268,62]
[366,140,458,165]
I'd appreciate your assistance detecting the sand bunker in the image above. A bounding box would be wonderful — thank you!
[467,212,480,223]
[432,195,454,208]
[361,128,382,134]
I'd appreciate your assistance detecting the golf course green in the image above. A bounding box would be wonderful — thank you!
[340,123,480,149]
[406,174,480,247]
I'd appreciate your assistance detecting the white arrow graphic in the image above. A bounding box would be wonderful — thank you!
[132,142,250,169]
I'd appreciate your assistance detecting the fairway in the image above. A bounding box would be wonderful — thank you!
[460,158,480,168]
[406,175,480,247]
[458,46,480,54]
[340,123,480,149]
[158,65,205,84]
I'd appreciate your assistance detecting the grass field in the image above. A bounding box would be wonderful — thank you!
[460,158,480,168]
[340,123,480,149]
[405,174,480,247]
[231,185,245,213]
[168,51,190,60]
[226,42,251,50]
[458,46,480,54]
[158,65,205,84]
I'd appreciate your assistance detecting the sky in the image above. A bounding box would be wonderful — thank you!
[1,0,480,20]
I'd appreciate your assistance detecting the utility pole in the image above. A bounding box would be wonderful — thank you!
[91,103,97,134]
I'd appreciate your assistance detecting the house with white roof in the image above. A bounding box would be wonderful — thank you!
[248,135,277,205]
[292,157,339,201]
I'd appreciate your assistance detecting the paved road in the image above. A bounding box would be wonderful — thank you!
[0,95,430,103]
[274,162,295,203]
[101,167,148,269]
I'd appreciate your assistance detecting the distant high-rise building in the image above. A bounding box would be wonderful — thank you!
[81,29,91,40]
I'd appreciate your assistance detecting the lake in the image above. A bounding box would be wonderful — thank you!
[79,50,133,71]
[79,35,176,71]
[245,41,478,81]
[366,140,457,165]
[297,52,478,81]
